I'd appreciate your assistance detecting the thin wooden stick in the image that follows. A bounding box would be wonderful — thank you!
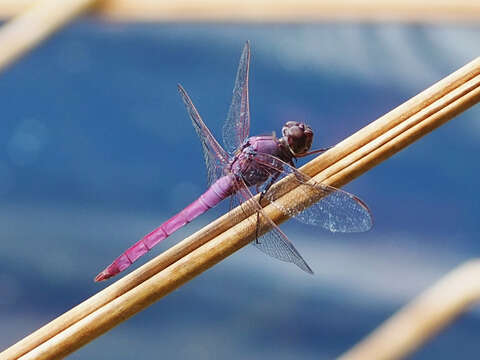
[95,0,480,22]
[338,259,480,360]
[1,58,479,360]
[1,0,480,22]
[0,0,98,74]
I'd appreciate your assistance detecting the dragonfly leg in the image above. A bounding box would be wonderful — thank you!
[254,173,280,244]
[255,211,261,244]
[259,173,280,203]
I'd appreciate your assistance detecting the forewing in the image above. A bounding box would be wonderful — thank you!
[253,153,373,233]
[233,179,313,274]
[222,41,251,156]
[178,84,229,186]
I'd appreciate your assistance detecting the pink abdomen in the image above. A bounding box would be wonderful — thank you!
[95,174,235,281]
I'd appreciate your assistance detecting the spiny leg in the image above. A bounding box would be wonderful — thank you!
[254,173,280,244]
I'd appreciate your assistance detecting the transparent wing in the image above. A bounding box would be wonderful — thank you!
[253,153,373,233]
[222,41,251,156]
[178,84,229,186]
[233,178,313,274]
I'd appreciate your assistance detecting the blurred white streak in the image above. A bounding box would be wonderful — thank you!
[7,118,48,166]
[0,202,475,313]
[232,232,470,309]
[153,26,479,92]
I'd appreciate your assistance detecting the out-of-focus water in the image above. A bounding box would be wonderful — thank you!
[0,21,479,359]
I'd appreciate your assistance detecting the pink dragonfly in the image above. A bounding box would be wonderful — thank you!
[95,42,372,282]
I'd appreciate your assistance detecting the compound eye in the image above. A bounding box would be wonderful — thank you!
[282,122,314,154]
[282,121,299,136]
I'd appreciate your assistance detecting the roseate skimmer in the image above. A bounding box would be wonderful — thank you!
[95,42,372,282]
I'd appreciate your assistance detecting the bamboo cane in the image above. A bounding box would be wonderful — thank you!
[1,57,479,360]
[1,0,480,22]
[338,259,480,360]
[0,0,98,73]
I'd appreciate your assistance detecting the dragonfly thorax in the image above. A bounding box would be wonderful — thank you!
[228,135,287,187]
[281,121,313,156]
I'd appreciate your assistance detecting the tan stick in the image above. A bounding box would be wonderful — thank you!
[1,0,480,22]
[1,58,479,360]
[338,259,480,360]
[95,0,480,22]
[0,0,98,73]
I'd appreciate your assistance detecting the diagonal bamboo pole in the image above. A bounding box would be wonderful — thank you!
[0,0,98,74]
[338,259,480,360]
[1,57,479,360]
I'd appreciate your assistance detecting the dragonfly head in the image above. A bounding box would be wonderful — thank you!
[282,121,313,157]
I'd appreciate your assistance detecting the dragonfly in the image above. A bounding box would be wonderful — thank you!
[95,41,373,282]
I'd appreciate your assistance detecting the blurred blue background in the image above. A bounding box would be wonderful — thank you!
[0,21,479,359]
